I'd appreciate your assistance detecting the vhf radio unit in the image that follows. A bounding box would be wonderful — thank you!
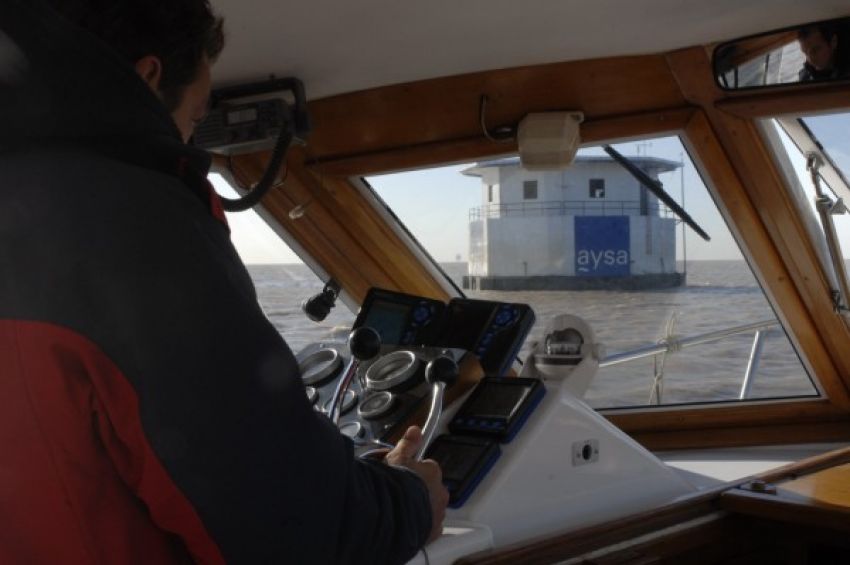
[193,77,311,156]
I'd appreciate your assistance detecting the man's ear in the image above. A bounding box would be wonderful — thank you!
[134,55,163,92]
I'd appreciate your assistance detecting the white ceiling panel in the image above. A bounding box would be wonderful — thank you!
[210,0,850,99]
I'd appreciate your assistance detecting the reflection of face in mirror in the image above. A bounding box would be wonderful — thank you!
[714,17,850,90]
[798,22,849,81]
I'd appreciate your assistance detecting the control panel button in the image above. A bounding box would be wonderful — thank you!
[358,391,397,420]
[339,421,364,439]
[365,350,421,391]
[299,348,343,386]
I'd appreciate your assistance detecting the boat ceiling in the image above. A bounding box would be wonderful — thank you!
[211,0,849,100]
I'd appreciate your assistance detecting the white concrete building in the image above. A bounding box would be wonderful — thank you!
[462,156,682,290]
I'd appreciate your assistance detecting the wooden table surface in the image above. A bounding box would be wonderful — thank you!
[720,461,850,533]
[778,462,850,509]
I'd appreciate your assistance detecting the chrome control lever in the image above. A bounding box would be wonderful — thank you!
[415,355,459,461]
[329,327,381,426]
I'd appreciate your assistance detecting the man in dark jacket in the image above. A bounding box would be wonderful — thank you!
[798,21,850,81]
[0,1,446,563]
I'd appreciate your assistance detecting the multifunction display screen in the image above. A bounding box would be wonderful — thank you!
[352,288,534,375]
[460,382,531,420]
[353,288,445,346]
[450,377,545,441]
[360,299,410,345]
[424,435,500,506]
[426,439,484,484]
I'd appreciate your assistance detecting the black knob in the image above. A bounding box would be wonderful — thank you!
[348,327,381,361]
[302,293,333,322]
[302,281,340,322]
[425,356,459,387]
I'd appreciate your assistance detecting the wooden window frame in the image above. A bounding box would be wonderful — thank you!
[223,49,850,449]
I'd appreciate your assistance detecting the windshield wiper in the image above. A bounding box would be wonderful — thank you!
[602,145,711,241]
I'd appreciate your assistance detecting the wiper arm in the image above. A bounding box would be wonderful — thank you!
[603,145,710,242]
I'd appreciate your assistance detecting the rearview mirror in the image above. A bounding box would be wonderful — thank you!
[714,17,850,90]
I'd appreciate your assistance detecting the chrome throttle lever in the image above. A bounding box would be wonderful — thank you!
[328,327,381,426]
[415,355,459,461]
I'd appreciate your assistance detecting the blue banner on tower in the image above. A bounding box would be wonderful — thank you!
[575,216,631,276]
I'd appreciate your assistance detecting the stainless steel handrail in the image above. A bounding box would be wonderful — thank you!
[599,319,780,403]
[739,329,768,400]
[599,319,778,368]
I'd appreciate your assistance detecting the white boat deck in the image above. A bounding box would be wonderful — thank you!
[657,443,850,489]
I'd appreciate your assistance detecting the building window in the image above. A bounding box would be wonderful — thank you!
[589,178,605,198]
[487,184,493,202]
[523,180,538,200]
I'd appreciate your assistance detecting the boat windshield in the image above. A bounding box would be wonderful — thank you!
[804,114,850,180]
[366,135,819,409]
[210,174,356,352]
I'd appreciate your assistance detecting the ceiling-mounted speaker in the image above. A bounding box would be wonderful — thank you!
[517,111,584,170]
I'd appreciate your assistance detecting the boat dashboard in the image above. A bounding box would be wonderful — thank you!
[296,287,697,564]
[296,288,536,452]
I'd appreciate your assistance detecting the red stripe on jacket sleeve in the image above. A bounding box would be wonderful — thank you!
[1,320,226,565]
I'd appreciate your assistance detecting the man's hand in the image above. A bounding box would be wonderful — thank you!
[385,426,449,544]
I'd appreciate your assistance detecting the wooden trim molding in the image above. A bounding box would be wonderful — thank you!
[681,110,850,408]
[215,46,850,446]
[758,445,850,483]
[223,150,452,304]
[716,81,850,119]
[605,399,850,450]
[217,53,697,304]
[625,419,850,451]
[305,54,687,163]
[455,495,722,565]
[720,449,850,535]
[667,47,850,410]
[721,488,850,535]
[309,107,696,178]
[605,399,846,433]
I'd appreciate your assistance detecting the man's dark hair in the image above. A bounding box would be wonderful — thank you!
[45,0,224,111]
[798,21,838,43]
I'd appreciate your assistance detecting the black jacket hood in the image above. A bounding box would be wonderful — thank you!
[0,0,211,179]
